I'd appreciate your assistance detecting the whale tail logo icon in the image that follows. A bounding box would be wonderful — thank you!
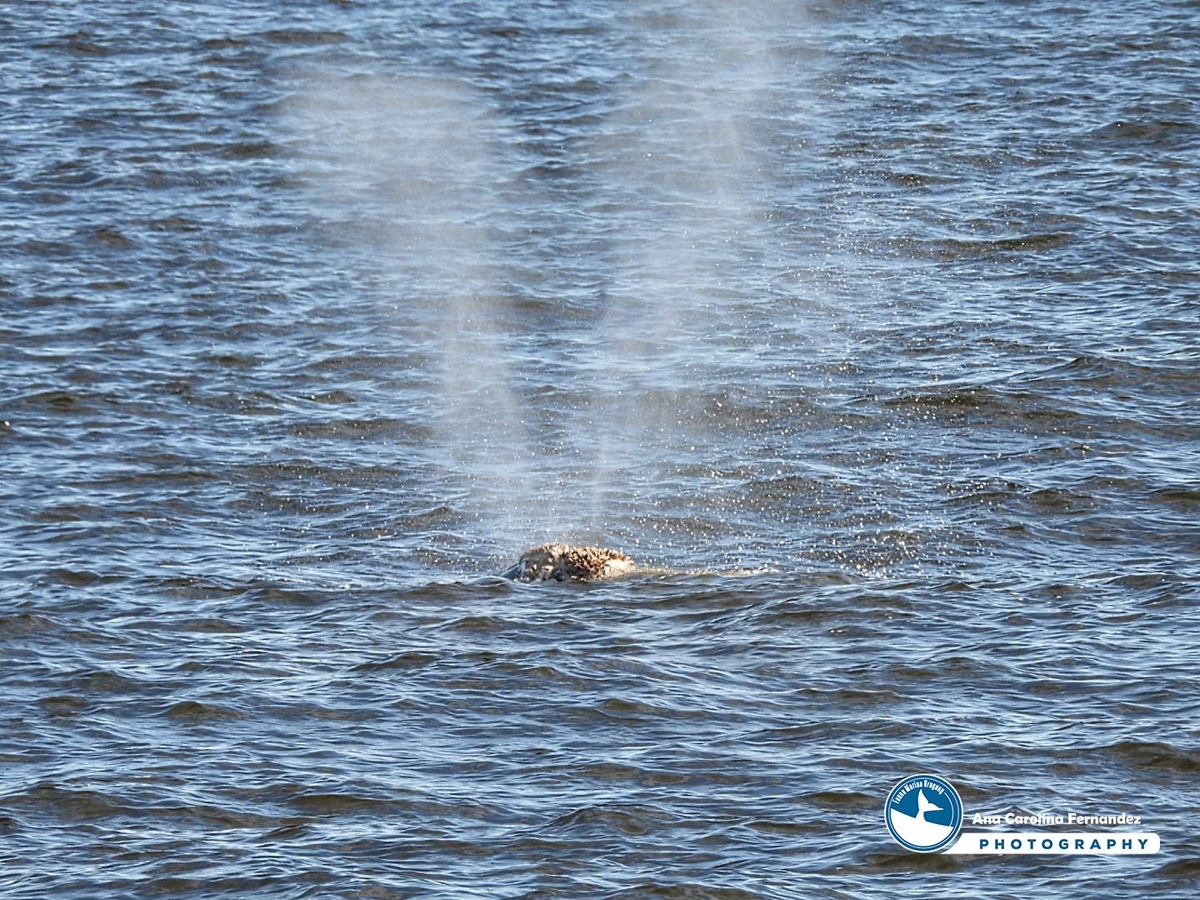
[885,775,964,853]
[916,789,942,820]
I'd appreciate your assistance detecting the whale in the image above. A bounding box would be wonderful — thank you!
[502,543,637,582]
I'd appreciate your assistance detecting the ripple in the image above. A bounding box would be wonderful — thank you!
[164,699,247,722]
[1099,741,1200,775]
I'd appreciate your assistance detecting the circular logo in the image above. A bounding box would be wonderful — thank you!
[885,774,963,853]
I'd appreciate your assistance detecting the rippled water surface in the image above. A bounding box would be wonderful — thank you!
[3,1,1199,896]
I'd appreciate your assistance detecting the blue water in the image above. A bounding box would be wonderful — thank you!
[2,1,1199,896]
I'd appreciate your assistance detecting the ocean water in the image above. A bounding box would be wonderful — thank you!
[2,0,1198,896]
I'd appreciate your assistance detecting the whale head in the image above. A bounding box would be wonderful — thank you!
[503,544,636,582]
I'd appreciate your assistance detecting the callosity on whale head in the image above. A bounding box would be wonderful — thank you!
[503,543,637,582]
